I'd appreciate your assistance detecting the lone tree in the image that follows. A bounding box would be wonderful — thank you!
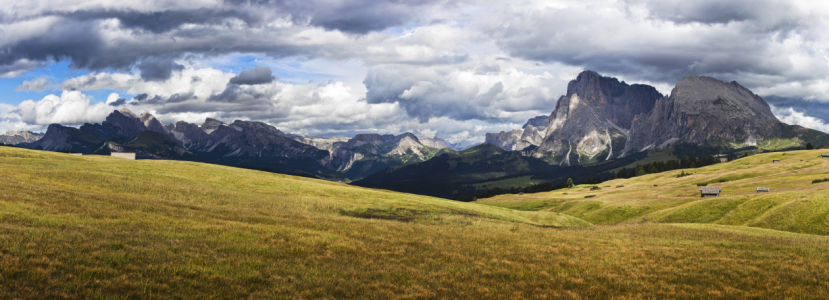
[566,178,574,188]
[807,142,814,150]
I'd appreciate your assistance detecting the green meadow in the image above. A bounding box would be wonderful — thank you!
[2,146,829,298]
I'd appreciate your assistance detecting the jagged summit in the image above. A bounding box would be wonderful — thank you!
[0,130,44,145]
[534,70,663,165]
[118,108,138,118]
[623,74,784,154]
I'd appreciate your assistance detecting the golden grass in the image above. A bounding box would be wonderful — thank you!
[480,150,829,235]
[2,147,829,298]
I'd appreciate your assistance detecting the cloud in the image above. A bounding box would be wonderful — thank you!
[137,57,185,81]
[481,0,829,98]
[764,96,829,124]
[364,57,568,123]
[0,59,44,78]
[229,66,275,85]
[16,91,112,125]
[0,103,43,134]
[0,0,447,79]
[771,105,829,133]
[14,77,53,92]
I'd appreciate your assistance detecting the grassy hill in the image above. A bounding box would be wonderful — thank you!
[3,146,829,298]
[478,149,829,235]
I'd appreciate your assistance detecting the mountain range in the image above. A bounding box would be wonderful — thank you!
[358,71,829,198]
[6,70,828,197]
[0,130,43,145]
[485,71,828,163]
[14,108,455,181]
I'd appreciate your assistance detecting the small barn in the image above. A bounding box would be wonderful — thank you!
[757,187,769,193]
[70,153,82,156]
[699,186,722,197]
[822,154,829,158]
[111,152,136,160]
[714,154,728,162]
[773,159,780,163]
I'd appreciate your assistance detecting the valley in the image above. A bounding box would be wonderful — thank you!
[2,146,829,298]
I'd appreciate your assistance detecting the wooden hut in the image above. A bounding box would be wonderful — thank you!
[111,152,136,160]
[773,159,780,163]
[714,154,728,162]
[757,187,769,193]
[699,186,722,197]
[822,154,829,158]
[70,153,82,156]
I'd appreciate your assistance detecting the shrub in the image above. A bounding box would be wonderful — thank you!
[584,195,596,198]
[590,186,601,191]
[812,178,829,184]
[697,183,708,187]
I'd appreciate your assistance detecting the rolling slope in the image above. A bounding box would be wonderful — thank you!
[3,146,829,298]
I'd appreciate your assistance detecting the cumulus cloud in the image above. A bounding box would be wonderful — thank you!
[229,66,275,85]
[0,0,446,77]
[2,0,829,145]
[364,58,568,122]
[0,103,43,134]
[16,91,112,125]
[771,105,829,133]
[14,77,53,92]
[482,0,829,98]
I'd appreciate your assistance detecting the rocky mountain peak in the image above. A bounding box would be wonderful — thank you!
[0,130,44,145]
[201,118,226,134]
[138,112,167,134]
[118,108,138,118]
[534,71,662,165]
[419,135,454,149]
[522,116,549,129]
[622,75,784,154]
[103,109,149,138]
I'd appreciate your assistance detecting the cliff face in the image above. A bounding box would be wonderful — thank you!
[535,71,663,165]
[485,116,549,151]
[622,75,783,155]
[419,135,453,150]
[0,130,44,145]
[171,118,329,161]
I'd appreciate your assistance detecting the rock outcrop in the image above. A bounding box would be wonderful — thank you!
[419,135,454,150]
[535,71,662,165]
[169,118,328,161]
[0,130,44,145]
[485,116,549,151]
[622,75,784,154]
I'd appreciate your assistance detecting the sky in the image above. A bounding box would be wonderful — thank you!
[1,0,829,148]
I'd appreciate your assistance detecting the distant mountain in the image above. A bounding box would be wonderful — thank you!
[354,143,647,199]
[532,71,663,165]
[485,116,549,151]
[23,124,106,153]
[376,71,829,199]
[314,133,453,180]
[0,131,43,145]
[21,108,454,181]
[93,131,204,161]
[166,118,345,180]
[486,71,829,166]
[420,135,455,150]
[623,75,829,154]
[24,108,167,153]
